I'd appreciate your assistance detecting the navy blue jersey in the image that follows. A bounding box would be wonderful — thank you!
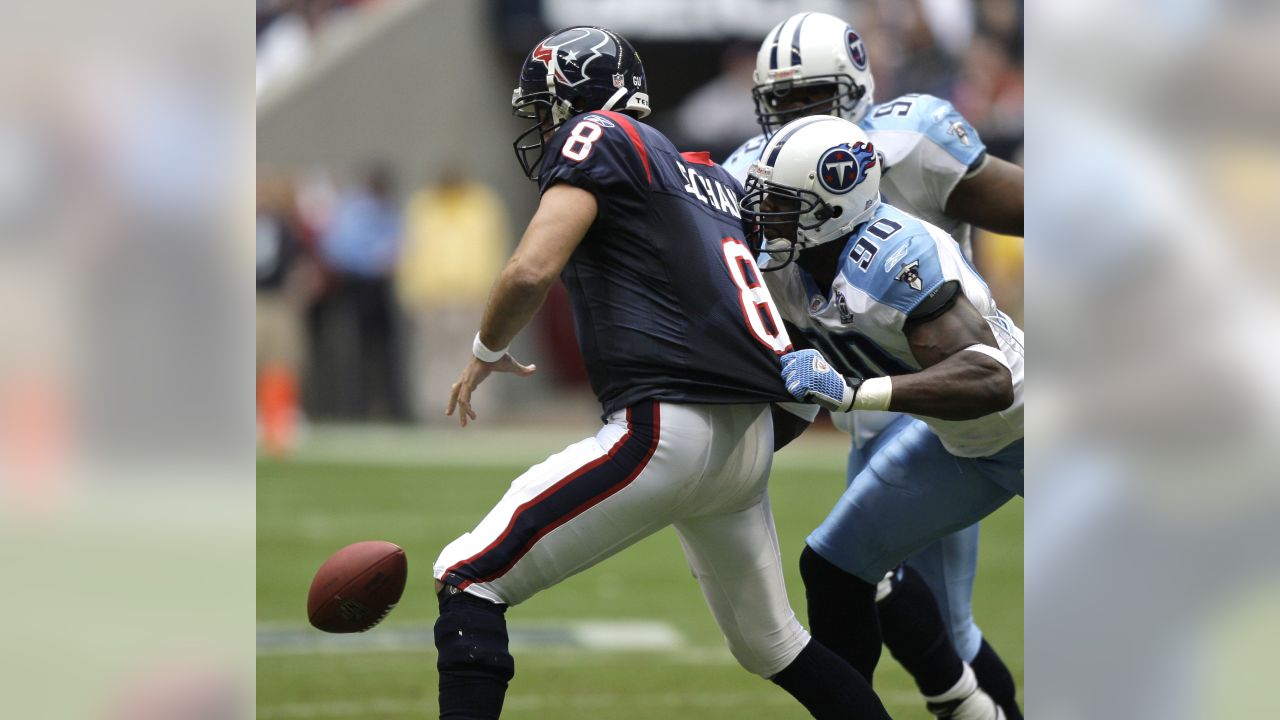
[537,110,793,416]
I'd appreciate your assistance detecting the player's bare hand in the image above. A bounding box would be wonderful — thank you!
[445,354,537,427]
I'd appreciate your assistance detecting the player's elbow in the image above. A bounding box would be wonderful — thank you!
[978,364,1015,415]
[502,258,557,296]
[952,354,1014,419]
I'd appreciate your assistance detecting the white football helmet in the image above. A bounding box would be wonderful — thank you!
[740,116,882,269]
[752,12,876,136]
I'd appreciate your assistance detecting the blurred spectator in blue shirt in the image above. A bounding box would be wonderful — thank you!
[312,164,410,420]
[319,166,400,278]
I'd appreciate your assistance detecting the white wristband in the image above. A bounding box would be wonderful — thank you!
[472,332,509,363]
[853,376,892,411]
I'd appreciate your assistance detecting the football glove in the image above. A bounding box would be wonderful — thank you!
[780,349,861,413]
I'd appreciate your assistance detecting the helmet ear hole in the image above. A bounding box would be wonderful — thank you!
[831,205,843,218]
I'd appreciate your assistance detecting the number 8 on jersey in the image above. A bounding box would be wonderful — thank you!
[722,239,792,355]
[561,121,604,162]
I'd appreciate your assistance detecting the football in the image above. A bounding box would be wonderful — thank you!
[307,540,408,633]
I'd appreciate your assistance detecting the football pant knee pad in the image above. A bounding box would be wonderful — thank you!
[723,622,810,678]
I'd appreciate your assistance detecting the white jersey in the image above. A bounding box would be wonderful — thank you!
[723,94,996,442]
[722,93,988,259]
[763,203,1023,458]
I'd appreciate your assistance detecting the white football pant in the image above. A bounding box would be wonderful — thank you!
[434,401,810,677]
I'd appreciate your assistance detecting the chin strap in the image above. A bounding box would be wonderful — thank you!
[543,61,574,124]
[603,86,628,112]
[602,89,652,119]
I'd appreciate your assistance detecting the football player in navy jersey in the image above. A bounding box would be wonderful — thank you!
[722,12,1025,719]
[431,27,891,720]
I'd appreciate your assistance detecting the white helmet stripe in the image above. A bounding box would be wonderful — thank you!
[767,19,786,70]
[764,115,840,167]
[773,14,801,70]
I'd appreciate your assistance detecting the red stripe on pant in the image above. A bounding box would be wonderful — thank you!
[445,402,661,591]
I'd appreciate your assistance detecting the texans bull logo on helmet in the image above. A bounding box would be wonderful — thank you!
[816,141,877,195]
[531,27,612,88]
[511,26,650,181]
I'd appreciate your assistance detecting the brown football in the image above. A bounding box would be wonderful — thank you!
[307,540,408,633]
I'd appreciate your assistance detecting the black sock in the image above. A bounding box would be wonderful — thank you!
[971,638,1022,720]
[434,591,515,720]
[770,638,891,720]
[879,566,965,697]
[799,544,883,683]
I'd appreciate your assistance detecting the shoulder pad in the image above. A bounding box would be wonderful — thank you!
[540,111,653,194]
[863,94,985,168]
[839,207,947,315]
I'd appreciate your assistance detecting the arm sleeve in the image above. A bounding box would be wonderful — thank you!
[906,279,960,323]
[916,98,987,210]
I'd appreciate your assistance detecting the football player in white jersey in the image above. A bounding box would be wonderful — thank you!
[742,115,1024,720]
[723,12,1024,719]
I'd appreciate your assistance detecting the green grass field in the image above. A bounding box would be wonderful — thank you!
[258,426,1022,719]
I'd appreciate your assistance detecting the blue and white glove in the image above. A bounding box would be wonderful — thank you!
[780,349,860,413]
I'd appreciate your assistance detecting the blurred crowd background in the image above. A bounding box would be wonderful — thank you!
[255,0,1024,451]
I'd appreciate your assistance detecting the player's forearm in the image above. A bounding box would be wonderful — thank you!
[946,156,1024,237]
[475,185,593,352]
[477,260,557,351]
[884,352,1013,421]
[983,194,1024,237]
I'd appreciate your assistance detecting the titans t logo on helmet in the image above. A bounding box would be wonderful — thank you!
[530,27,611,88]
[846,29,868,70]
[816,141,877,195]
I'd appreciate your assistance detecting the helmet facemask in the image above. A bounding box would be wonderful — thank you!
[511,87,577,182]
[739,174,841,271]
[752,75,869,138]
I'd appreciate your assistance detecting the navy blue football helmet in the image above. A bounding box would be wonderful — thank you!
[512,26,651,180]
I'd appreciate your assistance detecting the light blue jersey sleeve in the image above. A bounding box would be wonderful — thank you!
[838,207,951,317]
[864,94,986,171]
[720,133,768,186]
